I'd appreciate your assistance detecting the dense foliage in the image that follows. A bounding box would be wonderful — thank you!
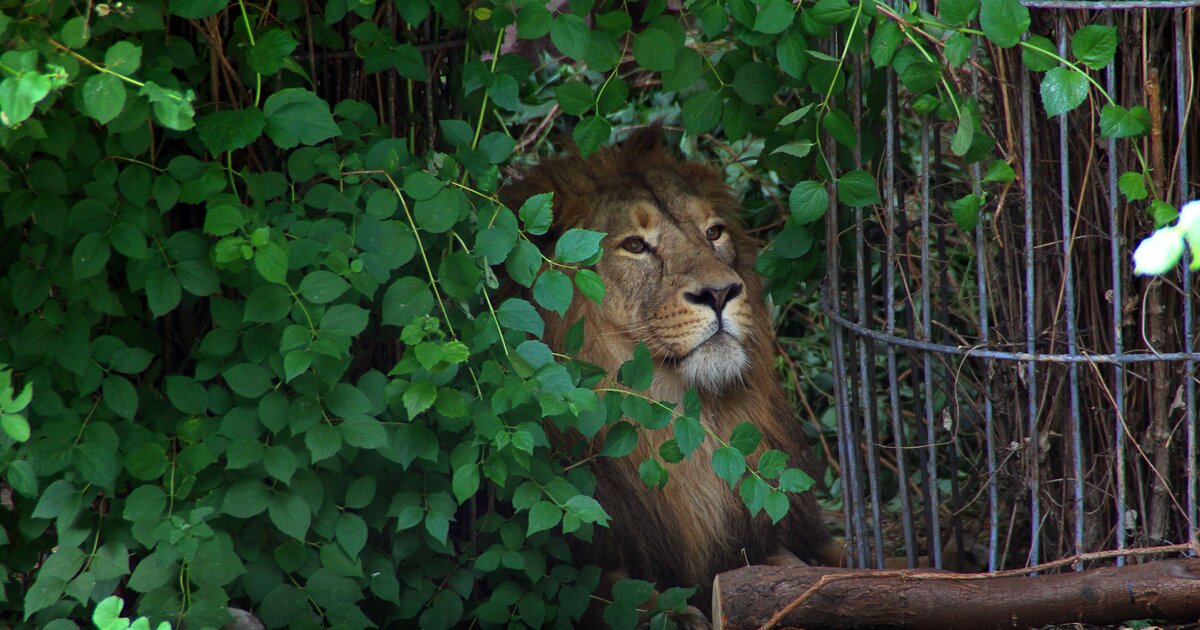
[0,0,1160,627]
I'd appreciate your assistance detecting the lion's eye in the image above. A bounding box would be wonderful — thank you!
[621,237,648,254]
[705,225,725,241]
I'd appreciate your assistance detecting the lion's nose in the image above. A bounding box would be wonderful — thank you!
[684,282,743,314]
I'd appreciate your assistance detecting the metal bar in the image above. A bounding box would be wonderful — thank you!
[823,310,1200,364]
[883,64,917,568]
[1105,22,1127,566]
[1177,7,1197,553]
[920,110,943,569]
[1022,51,1041,568]
[969,40,998,571]
[851,54,886,569]
[1057,16,1086,567]
[1021,0,1200,9]
[825,100,866,566]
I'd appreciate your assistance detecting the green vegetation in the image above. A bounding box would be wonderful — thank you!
[0,0,1158,627]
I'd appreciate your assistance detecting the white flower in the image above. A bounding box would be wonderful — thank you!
[1175,199,1200,233]
[1132,227,1185,276]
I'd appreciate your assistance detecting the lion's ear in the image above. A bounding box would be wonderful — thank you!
[619,123,667,160]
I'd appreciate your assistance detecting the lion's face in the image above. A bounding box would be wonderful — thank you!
[502,128,766,394]
[582,174,755,392]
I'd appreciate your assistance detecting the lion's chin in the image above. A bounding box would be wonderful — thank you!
[677,334,748,393]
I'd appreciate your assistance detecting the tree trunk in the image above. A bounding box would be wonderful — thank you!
[713,559,1200,630]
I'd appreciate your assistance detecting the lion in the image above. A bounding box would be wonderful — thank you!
[500,127,849,626]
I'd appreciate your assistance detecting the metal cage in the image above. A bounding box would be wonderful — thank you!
[825,0,1198,571]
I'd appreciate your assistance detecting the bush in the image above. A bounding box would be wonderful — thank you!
[0,0,1159,627]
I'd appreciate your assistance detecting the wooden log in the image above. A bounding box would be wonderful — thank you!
[713,558,1200,630]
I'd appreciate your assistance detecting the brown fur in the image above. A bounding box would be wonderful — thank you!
[500,128,840,610]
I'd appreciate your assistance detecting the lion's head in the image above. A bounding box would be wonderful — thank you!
[501,127,770,393]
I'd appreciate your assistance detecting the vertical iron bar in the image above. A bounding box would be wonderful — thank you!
[826,114,867,567]
[1105,20,1127,567]
[1176,7,1197,552]
[852,54,886,568]
[1056,15,1086,566]
[1022,42,1042,568]
[969,41,998,572]
[920,111,943,569]
[884,59,917,568]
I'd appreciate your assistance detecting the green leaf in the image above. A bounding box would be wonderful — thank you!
[507,240,543,288]
[127,547,178,593]
[124,442,168,480]
[268,492,311,540]
[939,0,978,25]
[1,413,30,442]
[711,447,745,487]
[527,501,561,535]
[574,269,606,304]
[249,29,299,75]
[203,204,243,236]
[573,116,611,158]
[533,269,573,316]
[196,108,265,154]
[255,240,288,283]
[517,4,553,39]
[321,304,369,336]
[601,422,638,457]
[73,232,111,280]
[632,28,677,72]
[945,32,972,68]
[1040,67,1088,117]
[299,270,350,303]
[264,446,298,483]
[555,228,605,263]
[869,22,903,68]
[983,160,1015,183]
[729,422,762,455]
[758,450,788,479]
[673,416,704,457]
[413,188,464,234]
[810,0,854,24]
[732,62,776,105]
[404,381,437,418]
[105,41,142,74]
[82,73,126,124]
[789,180,829,224]
[618,343,654,390]
[166,375,207,415]
[550,14,590,60]
[263,88,340,149]
[681,90,722,135]
[555,81,593,116]
[382,277,433,327]
[244,285,292,323]
[776,32,808,79]
[1021,35,1058,72]
[170,0,227,19]
[1118,171,1148,202]
[497,298,545,336]
[951,193,983,230]
[740,474,768,516]
[979,0,1030,48]
[1099,104,1151,139]
[223,363,272,398]
[518,192,554,236]
[780,467,816,492]
[223,480,269,517]
[1070,25,1117,70]
[764,490,789,523]
[753,0,794,33]
[639,458,667,489]
[837,170,880,207]
[102,374,138,420]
